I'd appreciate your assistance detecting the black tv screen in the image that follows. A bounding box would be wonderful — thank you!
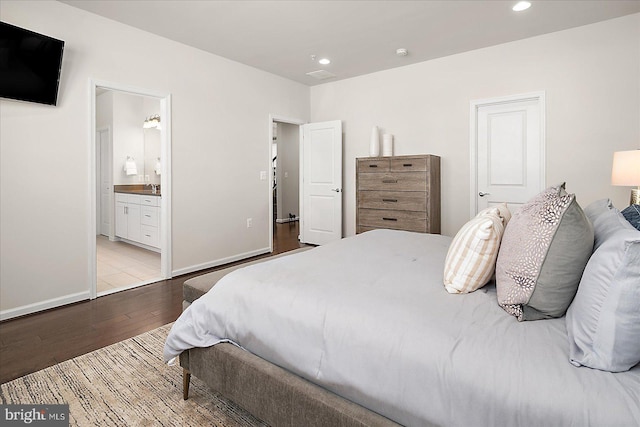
[0,21,65,106]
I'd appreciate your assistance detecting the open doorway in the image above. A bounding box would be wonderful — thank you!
[90,80,172,299]
[273,121,300,224]
[268,116,343,250]
[269,116,304,253]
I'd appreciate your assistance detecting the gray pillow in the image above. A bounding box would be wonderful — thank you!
[584,199,636,250]
[566,227,640,372]
[496,184,594,321]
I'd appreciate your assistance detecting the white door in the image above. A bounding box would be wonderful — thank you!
[96,131,102,234]
[471,93,545,216]
[98,129,111,236]
[300,120,342,245]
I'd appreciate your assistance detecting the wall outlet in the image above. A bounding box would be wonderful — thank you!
[260,171,267,180]
[284,171,288,178]
[246,218,252,228]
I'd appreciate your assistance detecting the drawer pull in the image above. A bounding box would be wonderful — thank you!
[403,163,413,167]
[382,179,398,184]
[382,198,398,203]
[145,234,152,237]
[382,217,398,221]
[145,214,151,218]
[368,164,378,168]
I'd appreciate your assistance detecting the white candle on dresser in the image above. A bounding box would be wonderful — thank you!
[382,134,394,157]
[369,126,380,157]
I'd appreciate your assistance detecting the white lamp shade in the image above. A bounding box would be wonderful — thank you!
[612,150,640,186]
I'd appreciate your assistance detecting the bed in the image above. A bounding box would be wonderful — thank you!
[165,228,640,426]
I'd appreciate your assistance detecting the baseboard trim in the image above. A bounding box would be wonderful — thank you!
[171,247,271,277]
[0,291,90,321]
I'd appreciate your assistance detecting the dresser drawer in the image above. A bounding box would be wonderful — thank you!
[358,158,390,172]
[358,208,427,233]
[141,206,160,227]
[358,191,427,211]
[391,157,427,172]
[140,224,160,248]
[358,172,427,192]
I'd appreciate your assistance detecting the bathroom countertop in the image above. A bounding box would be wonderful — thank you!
[114,185,161,197]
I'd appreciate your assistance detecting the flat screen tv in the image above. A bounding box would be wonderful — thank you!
[0,21,65,106]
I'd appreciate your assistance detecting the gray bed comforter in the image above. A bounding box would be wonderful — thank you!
[164,229,640,426]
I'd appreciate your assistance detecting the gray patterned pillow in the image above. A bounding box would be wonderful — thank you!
[496,184,594,321]
[621,204,640,231]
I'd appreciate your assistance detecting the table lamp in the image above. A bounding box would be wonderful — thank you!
[612,150,640,205]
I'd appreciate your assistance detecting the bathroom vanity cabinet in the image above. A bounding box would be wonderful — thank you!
[115,193,160,250]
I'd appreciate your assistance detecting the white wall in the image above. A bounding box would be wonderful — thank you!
[0,0,309,317]
[311,13,640,237]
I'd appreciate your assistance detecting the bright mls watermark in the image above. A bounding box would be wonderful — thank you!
[1,405,69,426]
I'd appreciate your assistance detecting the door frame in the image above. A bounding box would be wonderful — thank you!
[268,114,305,252]
[89,79,173,299]
[469,91,546,218]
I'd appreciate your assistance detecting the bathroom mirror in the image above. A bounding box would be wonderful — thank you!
[144,126,161,186]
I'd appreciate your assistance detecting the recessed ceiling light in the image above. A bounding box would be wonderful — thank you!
[318,58,331,65]
[512,1,531,12]
[396,48,408,57]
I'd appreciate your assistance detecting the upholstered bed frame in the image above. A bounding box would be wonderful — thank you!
[179,248,403,427]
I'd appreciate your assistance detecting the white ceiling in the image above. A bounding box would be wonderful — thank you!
[61,0,640,86]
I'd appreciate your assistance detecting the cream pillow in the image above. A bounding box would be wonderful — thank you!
[443,205,510,294]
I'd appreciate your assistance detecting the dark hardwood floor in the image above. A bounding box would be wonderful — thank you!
[0,222,305,384]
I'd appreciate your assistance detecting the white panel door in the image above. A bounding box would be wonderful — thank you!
[99,129,111,236]
[301,120,342,245]
[472,94,545,215]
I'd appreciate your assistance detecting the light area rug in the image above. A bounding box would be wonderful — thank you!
[0,324,266,426]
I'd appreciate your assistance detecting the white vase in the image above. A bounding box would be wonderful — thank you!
[369,126,380,157]
[382,134,394,157]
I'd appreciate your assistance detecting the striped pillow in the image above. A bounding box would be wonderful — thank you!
[443,206,509,294]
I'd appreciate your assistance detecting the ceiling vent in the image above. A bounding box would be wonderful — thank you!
[306,70,336,80]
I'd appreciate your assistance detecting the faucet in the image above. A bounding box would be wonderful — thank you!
[147,183,159,194]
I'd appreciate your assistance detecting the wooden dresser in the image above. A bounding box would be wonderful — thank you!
[356,154,441,234]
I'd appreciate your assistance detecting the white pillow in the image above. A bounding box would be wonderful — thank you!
[443,205,510,294]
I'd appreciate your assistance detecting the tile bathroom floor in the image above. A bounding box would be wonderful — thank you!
[96,235,161,293]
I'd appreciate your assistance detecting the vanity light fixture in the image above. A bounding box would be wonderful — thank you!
[143,114,161,129]
[512,1,531,12]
